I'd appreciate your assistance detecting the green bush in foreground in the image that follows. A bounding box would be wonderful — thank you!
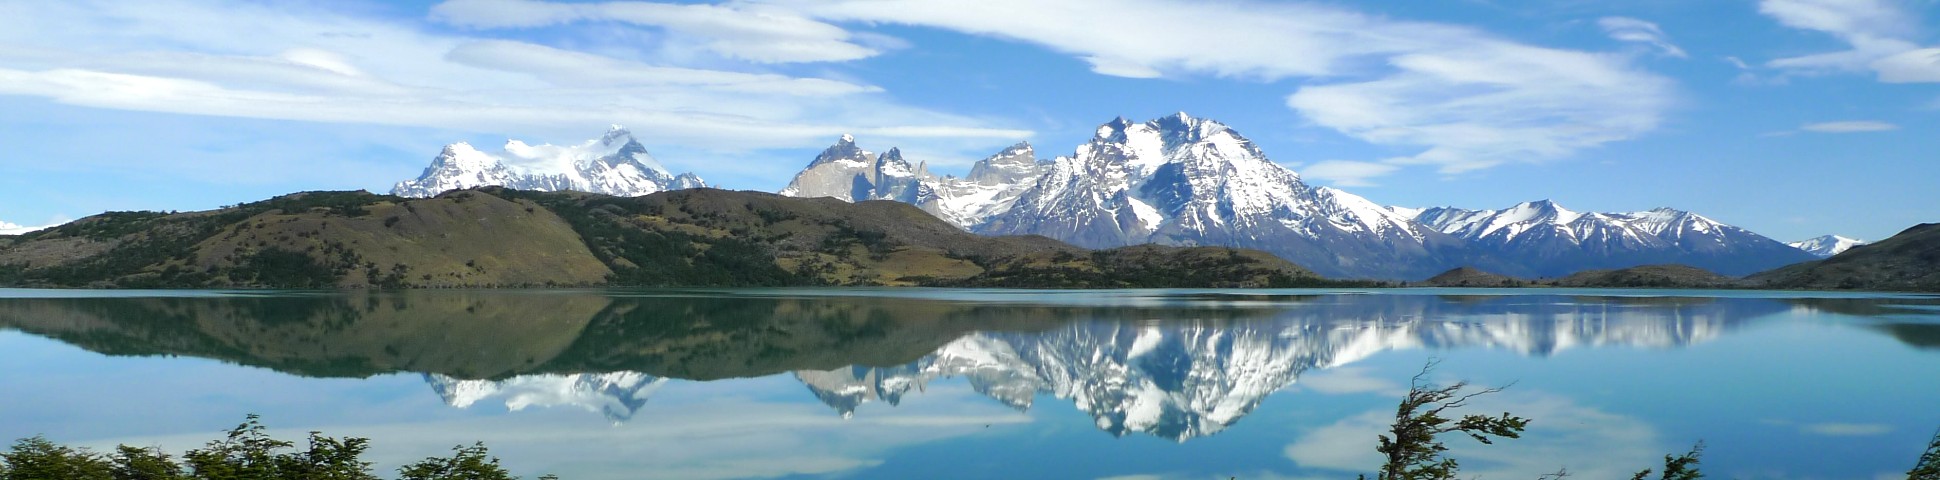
[0,415,549,480]
[3,398,1936,479]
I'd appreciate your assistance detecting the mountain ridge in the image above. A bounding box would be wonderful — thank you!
[780,114,1809,280]
[392,126,707,198]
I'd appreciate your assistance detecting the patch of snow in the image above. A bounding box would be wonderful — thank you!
[1789,235,1866,257]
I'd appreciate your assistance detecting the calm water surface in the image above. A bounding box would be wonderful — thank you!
[2,288,1938,479]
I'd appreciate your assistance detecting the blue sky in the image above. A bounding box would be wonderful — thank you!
[0,0,1935,242]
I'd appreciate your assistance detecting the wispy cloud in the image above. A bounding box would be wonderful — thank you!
[1600,17,1688,58]
[430,0,882,63]
[1801,422,1893,436]
[0,0,1030,159]
[1757,0,1940,83]
[1801,120,1899,133]
[750,0,1674,180]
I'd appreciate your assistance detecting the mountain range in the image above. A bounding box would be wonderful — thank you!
[6,115,1895,284]
[776,114,1818,279]
[392,126,706,198]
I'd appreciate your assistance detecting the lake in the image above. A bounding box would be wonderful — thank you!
[1,288,1937,479]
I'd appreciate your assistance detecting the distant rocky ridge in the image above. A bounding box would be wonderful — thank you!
[391,126,706,198]
[1409,200,1815,277]
[779,114,1811,280]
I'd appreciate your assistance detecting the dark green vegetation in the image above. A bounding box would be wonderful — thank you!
[0,188,1341,289]
[1416,264,1744,289]
[1548,264,1740,289]
[0,415,547,480]
[1912,429,1940,480]
[1415,267,1526,288]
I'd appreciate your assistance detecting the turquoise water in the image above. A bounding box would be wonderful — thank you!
[1,288,1937,479]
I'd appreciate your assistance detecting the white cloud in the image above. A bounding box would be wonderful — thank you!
[1599,17,1688,58]
[1758,0,1940,82]
[1800,120,1899,133]
[1299,161,1403,188]
[430,0,880,63]
[752,0,1673,175]
[1872,48,1940,83]
[0,219,55,235]
[1759,0,1913,41]
[1288,46,1670,174]
[443,40,880,95]
[0,0,1029,161]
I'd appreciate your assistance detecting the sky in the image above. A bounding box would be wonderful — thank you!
[0,0,1935,242]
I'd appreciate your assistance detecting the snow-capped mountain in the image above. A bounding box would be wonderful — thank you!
[1411,200,1816,277]
[778,135,1047,228]
[776,113,1815,279]
[780,114,1466,279]
[392,126,706,198]
[425,371,668,423]
[1789,235,1866,257]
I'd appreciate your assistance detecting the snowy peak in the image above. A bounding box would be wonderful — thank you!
[425,372,669,423]
[392,126,706,198]
[1790,235,1866,257]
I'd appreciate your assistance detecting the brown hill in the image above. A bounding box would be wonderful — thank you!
[0,188,1340,289]
[1416,267,1525,287]
[1750,223,1940,292]
[1546,264,1741,288]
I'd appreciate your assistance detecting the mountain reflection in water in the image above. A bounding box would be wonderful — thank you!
[9,288,1922,443]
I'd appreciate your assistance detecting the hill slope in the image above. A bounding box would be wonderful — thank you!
[0,188,1336,289]
[1752,223,1940,291]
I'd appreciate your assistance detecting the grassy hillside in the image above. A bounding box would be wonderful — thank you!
[0,188,1343,289]
[1547,264,1742,289]
[1750,223,1940,292]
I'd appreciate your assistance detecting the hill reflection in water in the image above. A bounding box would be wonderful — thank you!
[8,288,1924,442]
